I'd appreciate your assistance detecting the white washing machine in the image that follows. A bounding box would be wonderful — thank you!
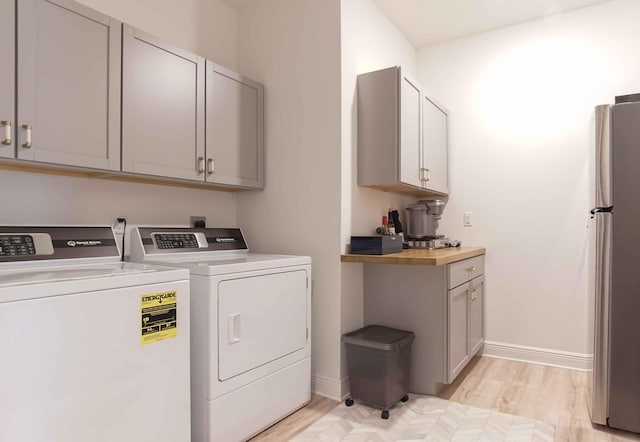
[130,227,311,442]
[0,226,191,442]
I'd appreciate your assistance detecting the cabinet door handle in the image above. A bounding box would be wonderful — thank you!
[467,266,477,272]
[207,158,214,175]
[21,124,32,148]
[1,120,11,145]
[420,167,428,182]
[425,168,430,181]
[197,156,205,174]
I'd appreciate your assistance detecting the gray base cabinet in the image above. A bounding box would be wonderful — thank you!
[17,0,121,170]
[363,255,484,394]
[357,66,449,196]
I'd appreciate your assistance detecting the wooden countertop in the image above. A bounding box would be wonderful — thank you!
[341,247,485,266]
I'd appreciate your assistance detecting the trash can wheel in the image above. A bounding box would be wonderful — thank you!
[381,410,390,419]
[345,398,354,407]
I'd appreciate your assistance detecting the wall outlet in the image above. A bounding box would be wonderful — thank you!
[111,213,127,234]
[463,212,473,227]
[190,216,206,228]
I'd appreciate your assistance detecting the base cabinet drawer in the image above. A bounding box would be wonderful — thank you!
[449,255,484,289]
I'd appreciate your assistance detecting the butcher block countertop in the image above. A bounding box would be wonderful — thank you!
[341,247,485,266]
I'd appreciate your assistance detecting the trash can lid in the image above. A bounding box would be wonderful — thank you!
[342,325,415,351]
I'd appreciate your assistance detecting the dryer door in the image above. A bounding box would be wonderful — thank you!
[217,269,307,381]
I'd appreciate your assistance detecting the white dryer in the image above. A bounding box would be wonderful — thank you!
[130,227,311,442]
[0,226,191,442]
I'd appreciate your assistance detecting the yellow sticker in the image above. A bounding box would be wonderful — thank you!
[141,291,177,345]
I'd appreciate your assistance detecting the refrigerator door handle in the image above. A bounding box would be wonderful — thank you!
[590,206,614,218]
[595,105,613,208]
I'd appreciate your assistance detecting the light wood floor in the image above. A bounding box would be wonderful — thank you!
[250,356,640,441]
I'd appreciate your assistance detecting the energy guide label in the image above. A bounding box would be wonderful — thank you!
[141,291,177,345]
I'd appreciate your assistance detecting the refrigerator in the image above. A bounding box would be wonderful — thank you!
[589,94,640,433]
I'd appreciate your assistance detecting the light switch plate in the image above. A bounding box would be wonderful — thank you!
[464,212,473,227]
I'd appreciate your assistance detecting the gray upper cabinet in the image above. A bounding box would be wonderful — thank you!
[358,66,449,196]
[17,0,121,170]
[3,3,263,190]
[206,62,264,189]
[0,0,14,159]
[122,24,205,181]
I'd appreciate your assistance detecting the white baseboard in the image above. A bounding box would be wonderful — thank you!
[312,374,349,401]
[481,340,593,371]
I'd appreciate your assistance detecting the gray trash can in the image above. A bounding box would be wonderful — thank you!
[342,325,415,419]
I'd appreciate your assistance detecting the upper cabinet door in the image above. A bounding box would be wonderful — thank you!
[398,70,423,189]
[0,0,14,159]
[122,25,205,181]
[17,0,121,170]
[206,63,264,189]
[422,95,448,194]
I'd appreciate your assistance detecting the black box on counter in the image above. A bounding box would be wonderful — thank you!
[350,235,403,255]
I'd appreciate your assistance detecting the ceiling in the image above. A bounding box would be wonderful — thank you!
[223,0,614,48]
[369,0,614,48]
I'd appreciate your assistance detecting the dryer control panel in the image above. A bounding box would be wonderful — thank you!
[133,227,248,258]
[152,233,208,250]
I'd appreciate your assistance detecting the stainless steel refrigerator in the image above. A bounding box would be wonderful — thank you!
[589,94,640,433]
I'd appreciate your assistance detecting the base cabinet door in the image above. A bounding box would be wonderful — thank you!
[0,0,14,159]
[17,0,121,170]
[468,275,485,356]
[448,282,470,382]
[206,62,264,188]
[122,25,205,181]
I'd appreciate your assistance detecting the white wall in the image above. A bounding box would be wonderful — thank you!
[235,0,343,398]
[77,0,239,69]
[339,0,418,392]
[0,171,236,251]
[2,0,240,248]
[416,0,640,357]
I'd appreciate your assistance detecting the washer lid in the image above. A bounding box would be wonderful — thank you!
[0,262,155,287]
[0,262,189,303]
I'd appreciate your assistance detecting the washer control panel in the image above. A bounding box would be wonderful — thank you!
[152,232,208,250]
[0,235,36,256]
[0,233,54,257]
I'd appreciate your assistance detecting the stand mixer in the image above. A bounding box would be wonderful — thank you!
[405,199,459,249]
